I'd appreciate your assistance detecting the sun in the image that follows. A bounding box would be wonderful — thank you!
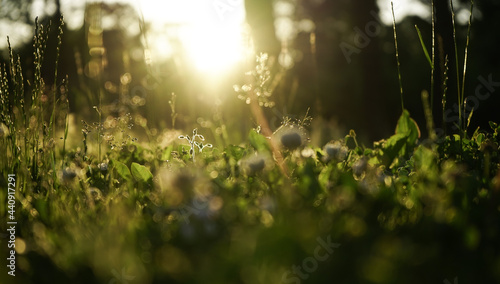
[136,0,249,73]
[182,24,247,72]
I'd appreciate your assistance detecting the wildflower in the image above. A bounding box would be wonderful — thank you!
[178,129,213,162]
[323,141,348,162]
[239,153,271,175]
[274,124,308,150]
[98,162,108,172]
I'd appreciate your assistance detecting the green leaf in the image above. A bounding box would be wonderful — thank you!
[131,162,153,184]
[34,199,49,223]
[161,145,173,161]
[383,133,408,165]
[476,133,485,145]
[318,164,334,190]
[396,110,421,145]
[112,159,131,180]
[249,129,271,152]
[413,145,437,173]
[226,145,245,160]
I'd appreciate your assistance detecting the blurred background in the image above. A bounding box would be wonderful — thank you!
[1,0,499,145]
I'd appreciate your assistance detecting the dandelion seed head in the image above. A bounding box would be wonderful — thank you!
[239,153,271,175]
[59,165,82,183]
[324,141,348,162]
[274,124,308,150]
[352,157,368,179]
[62,167,77,181]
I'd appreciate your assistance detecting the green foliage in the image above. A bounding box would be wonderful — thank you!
[248,128,271,152]
[1,11,500,284]
[130,162,153,185]
[112,159,131,181]
[414,25,433,68]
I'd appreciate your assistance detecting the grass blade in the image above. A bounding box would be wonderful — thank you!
[421,90,436,140]
[415,25,433,68]
[461,0,474,131]
[391,2,404,111]
[450,0,462,133]
[431,0,435,110]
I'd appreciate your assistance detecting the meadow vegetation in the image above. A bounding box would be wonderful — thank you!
[1,3,500,284]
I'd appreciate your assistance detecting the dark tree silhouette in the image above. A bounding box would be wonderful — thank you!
[244,0,280,56]
[432,0,456,127]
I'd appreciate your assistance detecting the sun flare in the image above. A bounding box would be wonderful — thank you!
[182,24,247,72]
[137,0,249,73]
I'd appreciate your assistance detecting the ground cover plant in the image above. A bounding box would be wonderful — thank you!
[1,2,500,284]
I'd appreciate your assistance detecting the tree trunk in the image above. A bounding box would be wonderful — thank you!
[244,0,280,56]
[433,0,456,128]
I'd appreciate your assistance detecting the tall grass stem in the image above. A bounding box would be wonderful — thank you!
[461,0,474,131]
[430,0,435,110]
[391,2,404,112]
[450,0,462,133]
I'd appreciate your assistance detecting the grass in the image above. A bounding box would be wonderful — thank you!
[1,5,500,284]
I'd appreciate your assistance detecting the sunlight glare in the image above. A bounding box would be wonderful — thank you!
[136,0,248,73]
[182,25,246,72]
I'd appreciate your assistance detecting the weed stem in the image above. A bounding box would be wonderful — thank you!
[391,2,404,111]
